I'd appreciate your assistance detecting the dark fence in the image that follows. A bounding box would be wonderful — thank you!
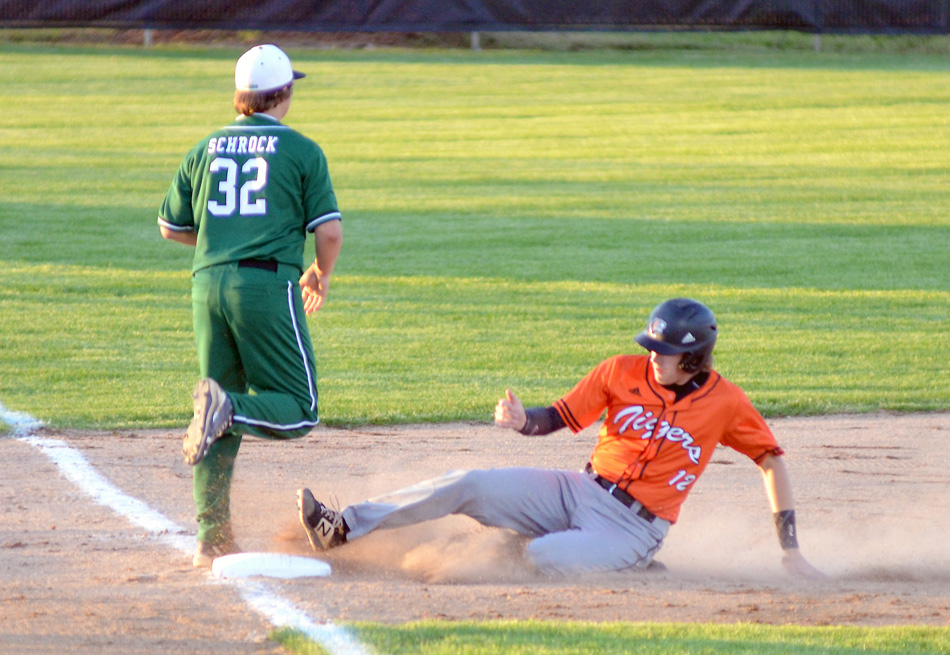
[1,1,948,34]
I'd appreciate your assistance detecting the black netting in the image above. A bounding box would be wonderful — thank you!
[1,0,948,33]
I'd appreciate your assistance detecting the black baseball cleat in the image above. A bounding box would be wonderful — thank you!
[182,378,233,466]
[297,488,347,551]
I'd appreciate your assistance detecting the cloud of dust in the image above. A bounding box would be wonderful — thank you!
[274,514,536,583]
[399,524,536,584]
[272,488,950,585]
[801,511,950,583]
[661,500,950,583]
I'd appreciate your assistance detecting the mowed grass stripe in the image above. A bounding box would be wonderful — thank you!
[2,264,946,426]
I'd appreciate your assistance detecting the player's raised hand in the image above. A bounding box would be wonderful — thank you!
[781,548,829,581]
[299,264,330,314]
[494,388,527,431]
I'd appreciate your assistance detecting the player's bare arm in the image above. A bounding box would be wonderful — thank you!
[159,225,197,247]
[299,219,343,314]
[758,453,828,580]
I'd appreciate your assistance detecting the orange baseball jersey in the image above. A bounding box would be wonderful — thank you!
[554,354,782,523]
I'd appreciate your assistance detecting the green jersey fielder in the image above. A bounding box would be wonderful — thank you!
[158,45,343,568]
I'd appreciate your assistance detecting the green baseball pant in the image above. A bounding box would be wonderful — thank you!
[190,261,319,543]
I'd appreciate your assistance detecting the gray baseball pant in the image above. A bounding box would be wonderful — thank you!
[340,467,671,575]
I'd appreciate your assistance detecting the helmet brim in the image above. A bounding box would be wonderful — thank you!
[634,332,686,355]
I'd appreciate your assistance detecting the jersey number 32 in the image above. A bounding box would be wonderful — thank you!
[207,156,268,217]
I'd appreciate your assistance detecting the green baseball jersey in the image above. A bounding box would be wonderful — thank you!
[159,113,340,273]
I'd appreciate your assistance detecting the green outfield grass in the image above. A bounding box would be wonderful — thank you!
[275,621,950,655]
[0,38,947,430]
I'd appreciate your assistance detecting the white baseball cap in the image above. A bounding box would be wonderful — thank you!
[234,44,305,92]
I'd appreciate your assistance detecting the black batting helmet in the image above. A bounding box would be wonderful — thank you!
[634,298,718,374]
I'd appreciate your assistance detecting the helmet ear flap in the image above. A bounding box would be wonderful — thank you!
[679,352,703,374]
[679,347,713,374]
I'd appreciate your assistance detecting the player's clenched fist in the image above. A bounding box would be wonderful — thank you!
[494,388,527,431]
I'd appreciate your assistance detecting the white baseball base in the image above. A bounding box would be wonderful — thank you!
[211,552,332,580]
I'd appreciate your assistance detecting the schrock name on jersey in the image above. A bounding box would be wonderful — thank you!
[613,405,702,464]
[207,136,279,155]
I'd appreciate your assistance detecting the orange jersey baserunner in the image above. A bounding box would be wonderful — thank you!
[554,354,782,523]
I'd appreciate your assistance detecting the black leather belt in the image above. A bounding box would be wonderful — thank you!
[585,464,656,522]
[238,259,278,273]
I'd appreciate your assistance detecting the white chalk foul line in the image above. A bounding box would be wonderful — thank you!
[1,402,372,655]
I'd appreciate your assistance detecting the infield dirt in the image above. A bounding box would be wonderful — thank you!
[2,413,949,654]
